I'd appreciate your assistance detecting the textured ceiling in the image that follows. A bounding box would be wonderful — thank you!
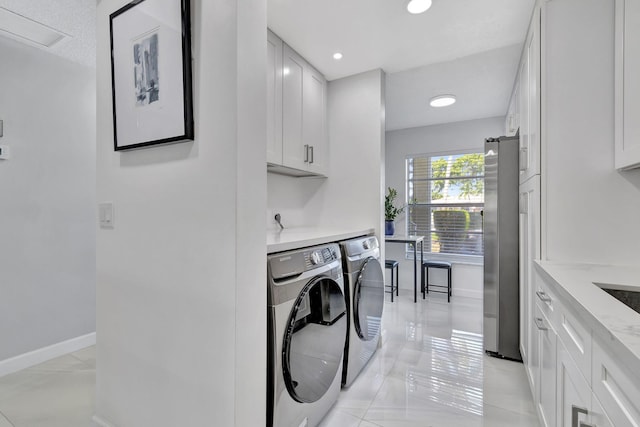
[0,0,95,68]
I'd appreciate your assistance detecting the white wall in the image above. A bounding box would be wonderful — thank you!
[0,37,96,362]
[385,117,504,298]
[95,0,266,426]
[267,69,386,240]
[542,0,640,264]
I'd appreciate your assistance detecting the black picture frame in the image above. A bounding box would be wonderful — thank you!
[109,0,194,151]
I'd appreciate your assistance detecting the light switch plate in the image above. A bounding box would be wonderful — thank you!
[0,145,9,160]
[99,202,114,229]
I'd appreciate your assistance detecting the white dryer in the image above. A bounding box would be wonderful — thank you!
[339,235,384,387]
[267,243,347,427]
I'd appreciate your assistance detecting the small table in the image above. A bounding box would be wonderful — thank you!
[384,235,424,303]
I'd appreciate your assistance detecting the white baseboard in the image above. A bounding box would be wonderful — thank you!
[454,289,483,299]
[0,332,96,378]
[396,286,483,300]
[92,415,117,427]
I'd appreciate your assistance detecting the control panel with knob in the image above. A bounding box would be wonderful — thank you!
[310,251,322,265]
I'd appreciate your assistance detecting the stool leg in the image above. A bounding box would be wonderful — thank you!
[447,267,452,303]
[391,267,394,303]
[395,265,399,297]
[426,267,430,296]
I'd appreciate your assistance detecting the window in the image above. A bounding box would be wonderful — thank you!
[406,151,484,258]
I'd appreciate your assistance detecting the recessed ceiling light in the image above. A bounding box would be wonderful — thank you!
[333,52,343,60]
[0,6,68,48]
[430,95,456,107]
[407,0,432,14]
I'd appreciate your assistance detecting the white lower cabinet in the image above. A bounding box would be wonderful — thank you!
[592,339,640,427]
[519,176,541,369]
[529,264,640,427]
[557,340,614,427]
[557,341,590,427]
[535,303,557,427]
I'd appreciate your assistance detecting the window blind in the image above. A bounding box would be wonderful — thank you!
[406,151,485,257]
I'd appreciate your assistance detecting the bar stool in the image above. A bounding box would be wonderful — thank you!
[421,260,452,302]
[384,260,399,302]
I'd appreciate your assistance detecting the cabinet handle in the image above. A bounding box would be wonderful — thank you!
[534,317,547,331]
[309,145,314,164]
[536,291,552,303]
[519,193,528,214]
[572,405,588,427]
[304,144,309,163]
[520,147,528,171]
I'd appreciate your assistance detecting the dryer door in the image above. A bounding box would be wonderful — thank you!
[282,277,347,403]
[353,257,384,341]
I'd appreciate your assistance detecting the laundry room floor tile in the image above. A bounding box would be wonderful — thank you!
[0,293,537,427]
[323,293,539,427]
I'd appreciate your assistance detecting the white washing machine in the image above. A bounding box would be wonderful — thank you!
[267,243,347,427]
[339,235,384,387]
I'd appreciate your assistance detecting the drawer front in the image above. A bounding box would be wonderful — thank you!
[555,297,592,385]
[592,339,640,427]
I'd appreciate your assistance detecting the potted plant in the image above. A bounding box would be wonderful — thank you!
[384,187,404,236]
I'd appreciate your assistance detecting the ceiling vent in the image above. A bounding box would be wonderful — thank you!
[0,6,69,48]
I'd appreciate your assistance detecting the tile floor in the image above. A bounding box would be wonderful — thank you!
[318,292,540,427]
[0,293,539,427]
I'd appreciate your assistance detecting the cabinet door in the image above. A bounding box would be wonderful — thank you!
[615,0,640,169]
[519,176,541,370]
[303,65,327,175]
[590,394,614,427]
[519,49,530,178]
[506,79,520,136]
[282,44,307,171]
[520,7,541,183]
[592,339,640,427]
[557,341,591,427]
[535,304,557,427]
[267,30,283,165]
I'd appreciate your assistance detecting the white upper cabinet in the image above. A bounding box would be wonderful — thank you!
[267,30,328,177]
[519,6,541,184]
[301,65,327,175]
[282,44,306,170]
[267,30,283,165]
[615,0,640,170]
[505,78,519,137]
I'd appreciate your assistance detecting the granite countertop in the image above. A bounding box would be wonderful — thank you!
[535,261,640,374]
[267,227,375,253]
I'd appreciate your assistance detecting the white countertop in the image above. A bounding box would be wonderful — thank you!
[267,227,375,253]
[535,261,640,372]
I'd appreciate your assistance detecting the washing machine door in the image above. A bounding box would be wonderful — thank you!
[282,276,347,403]
[353,257,384,341]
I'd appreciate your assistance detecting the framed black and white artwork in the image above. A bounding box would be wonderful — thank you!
[109,0,194,151]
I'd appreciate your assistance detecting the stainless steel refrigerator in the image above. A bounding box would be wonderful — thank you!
[483,136,521,361]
